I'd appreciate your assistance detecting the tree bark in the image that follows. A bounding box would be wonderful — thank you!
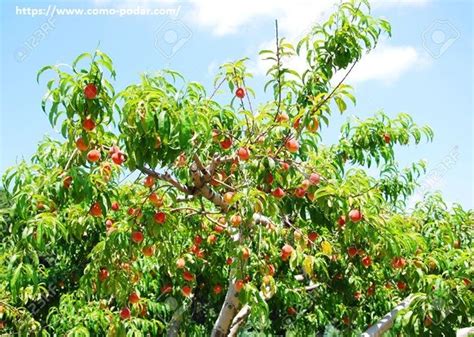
[361,295,413,337]
[228,304,251,337]
[211,279,241,337]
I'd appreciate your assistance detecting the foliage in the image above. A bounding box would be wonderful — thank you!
[0,1,472,336]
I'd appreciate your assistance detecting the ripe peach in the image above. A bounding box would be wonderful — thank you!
[266,173,274,184]
[161,284,172,294]
[309,173,320,185]
[194,235,203,245]
[87,149,101,163]
[176,258,186,269]
[367,284,375,297]
[84,83,98,99]
[349,209,363,222]
[285,138,299,153]
[214,224,225,233]
[98,267,109,282]
[223,192,235,204]
[242,247,250,260]
[154,212,166,224]
[361,255,372,267]
[300,179,310,190]
[148,193,162,207]
[131,231,144,244]
[287,307,297,315]
[308,232,319,242]
[63,175,72,189]
[234,279,244,292]
[354,291,362,301]
[89,202,102,217]
[120,307,131,320]
[111,152,125,165]
[183,271,194,282]
[337,215,346,227]
[231,214,242,227]
[397,281,407,291]
[208,234,217,244]
[82,118,96,131]
[235,87,245,99]
[140,304,148,317]
[293,117,301,129]
[391,257,406,269]
[105,218,113,229]
[272,187,285,198]
[129,292,140,304]
[237,147,250,161]
[281,244,293,261]
[294,187,306,198]
[142,246,155,257]
[144,175,155,188]
[267,264,276,276]
[182,285,192,297]
[280,162,290,171]
[347,246,358,258]
[213,284,223,295]
[220,138,232,150]
[75,137,88,151]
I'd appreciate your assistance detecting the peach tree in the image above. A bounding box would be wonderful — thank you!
[0,1,472,336]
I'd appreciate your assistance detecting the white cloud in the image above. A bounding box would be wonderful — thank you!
[187,0,337,38]
[249,39,306,77]
[187,0,430,38]
[195,0,432,83]
[251,40,430,85]
[372,0,430,8]
[335,44,431,84]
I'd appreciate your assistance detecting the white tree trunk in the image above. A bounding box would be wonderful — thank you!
[211,279,241,337]
[228,304,251,337]
[361,295,413,337]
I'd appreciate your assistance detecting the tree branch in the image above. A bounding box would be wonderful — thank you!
[228,304,251,337]
[167,298,192,337]
[139,167,190,194]
[190,163,229,211]
[64,148,78,171]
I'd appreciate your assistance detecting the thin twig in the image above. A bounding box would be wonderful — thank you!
[64,149,78,171]
[274,19,282,119]
[274,61,358,157]
[252,20,283,143]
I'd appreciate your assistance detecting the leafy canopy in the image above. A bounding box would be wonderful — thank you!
[0,1,472,336]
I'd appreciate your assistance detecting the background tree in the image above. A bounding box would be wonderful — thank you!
[0,1,472,336]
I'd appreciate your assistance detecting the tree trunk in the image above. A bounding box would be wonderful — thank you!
[228,304,251,337]
[211,279,240,337]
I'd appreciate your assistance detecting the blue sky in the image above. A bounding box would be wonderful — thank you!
[0,0,472,208]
